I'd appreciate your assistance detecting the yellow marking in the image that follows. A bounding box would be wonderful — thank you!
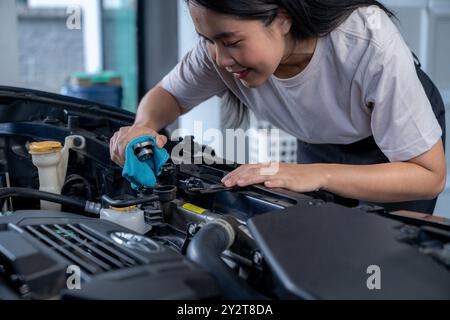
[182,203,206,215]
[110,205,138,212]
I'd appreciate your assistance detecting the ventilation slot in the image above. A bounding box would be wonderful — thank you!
[25,224,147,276]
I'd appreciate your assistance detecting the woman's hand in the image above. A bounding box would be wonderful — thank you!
[110,125,168,166]
[221,163,327,193]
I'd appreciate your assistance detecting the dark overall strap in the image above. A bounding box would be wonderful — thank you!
[297,56,446,215]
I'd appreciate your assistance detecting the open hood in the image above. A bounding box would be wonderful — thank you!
[0,86,448,300]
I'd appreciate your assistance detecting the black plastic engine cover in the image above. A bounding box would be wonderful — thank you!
[247,201,450,300]
[0,211,221,300]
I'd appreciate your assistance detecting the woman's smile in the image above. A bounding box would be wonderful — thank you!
[233,68,251,79]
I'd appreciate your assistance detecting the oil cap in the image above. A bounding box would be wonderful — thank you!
[133,141,154,162]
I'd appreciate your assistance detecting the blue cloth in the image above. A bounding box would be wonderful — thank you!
[122,136,169,190]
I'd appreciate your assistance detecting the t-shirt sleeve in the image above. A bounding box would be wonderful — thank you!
[160,39,227,110]
[363,32,442,162]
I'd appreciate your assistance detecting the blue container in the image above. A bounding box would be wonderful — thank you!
[62,83,123,108]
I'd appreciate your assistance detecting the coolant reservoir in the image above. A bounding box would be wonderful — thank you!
[100,206,148,234]
[29,136,86,211]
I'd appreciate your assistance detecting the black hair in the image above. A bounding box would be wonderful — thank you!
[186,0,395,40]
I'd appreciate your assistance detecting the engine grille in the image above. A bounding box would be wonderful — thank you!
[25,224,148,276]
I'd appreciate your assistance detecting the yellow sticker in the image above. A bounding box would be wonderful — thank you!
[182,203,207,215]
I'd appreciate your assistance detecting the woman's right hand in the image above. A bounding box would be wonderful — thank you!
[110,125,168,166]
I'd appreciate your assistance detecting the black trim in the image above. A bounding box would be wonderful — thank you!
[412,51,422,68]
[137,0,179,100]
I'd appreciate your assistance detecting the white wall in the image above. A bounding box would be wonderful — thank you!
[0,0,20,86]
[29,0,103,73]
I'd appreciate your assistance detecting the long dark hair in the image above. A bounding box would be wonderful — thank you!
[187,0,395,40]
[186,0,396,128]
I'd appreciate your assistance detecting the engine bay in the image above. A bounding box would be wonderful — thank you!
[0,87,449,300]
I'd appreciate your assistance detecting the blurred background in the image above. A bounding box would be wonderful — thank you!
[0,0,449,216]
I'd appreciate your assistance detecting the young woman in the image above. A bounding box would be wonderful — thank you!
[110,0,446,214]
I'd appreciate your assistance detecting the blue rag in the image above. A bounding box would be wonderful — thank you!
[122,136,170,190]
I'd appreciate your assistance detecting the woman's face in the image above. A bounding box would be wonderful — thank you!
[189,4,293,88]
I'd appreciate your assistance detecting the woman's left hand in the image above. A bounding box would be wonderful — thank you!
[221,163,327,193]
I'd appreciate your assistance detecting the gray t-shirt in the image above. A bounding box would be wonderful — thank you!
[161,7,442,162]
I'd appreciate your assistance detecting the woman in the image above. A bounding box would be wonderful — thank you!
[110,0,446,214]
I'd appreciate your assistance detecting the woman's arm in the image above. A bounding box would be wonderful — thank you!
[222,139,446,203]
[134,85,188,131]
[110,38,227,166]
[320,139,446,202]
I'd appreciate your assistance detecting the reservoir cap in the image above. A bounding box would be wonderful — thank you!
[29,141,62,154]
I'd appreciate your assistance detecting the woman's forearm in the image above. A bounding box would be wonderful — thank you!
[321,162,446,203]
[134,85,185,131]
[221,140,446,203]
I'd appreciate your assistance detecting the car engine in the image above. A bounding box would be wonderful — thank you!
[0,87,449,300]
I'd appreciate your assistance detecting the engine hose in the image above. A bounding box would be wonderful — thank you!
[187,219,267,300]
[0,187,91,214]
[101,195,160,208]
[101,186,177,209]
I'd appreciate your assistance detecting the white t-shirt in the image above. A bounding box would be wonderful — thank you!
[161,6,442,162]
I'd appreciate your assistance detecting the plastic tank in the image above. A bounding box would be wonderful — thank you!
[100,206,148,234]
[28,136,86,211]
